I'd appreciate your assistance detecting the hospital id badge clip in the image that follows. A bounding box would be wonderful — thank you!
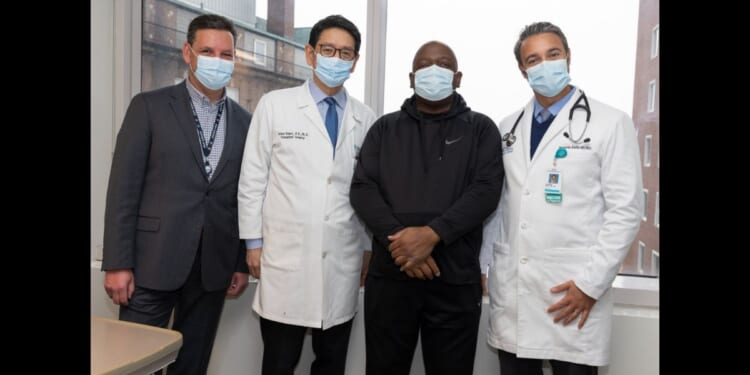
[545,169,562,203]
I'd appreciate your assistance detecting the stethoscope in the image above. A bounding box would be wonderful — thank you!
[502,90,592,147]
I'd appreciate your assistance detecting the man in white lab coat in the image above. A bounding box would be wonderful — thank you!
[483,21,644,375]
[237,15,376,375]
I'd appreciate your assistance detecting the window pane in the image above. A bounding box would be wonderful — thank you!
[654,191,659,227]
[644,135,652,167]
[141,0,366,113]
[637,242,646,274]
[384,0,639,122]
[647,80,656,113]
[253,40,267,66]
[651,25,659,58]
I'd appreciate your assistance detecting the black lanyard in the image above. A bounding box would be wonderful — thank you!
[188,99,225,174]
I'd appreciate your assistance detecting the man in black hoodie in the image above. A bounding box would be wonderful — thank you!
[350,41,504,375]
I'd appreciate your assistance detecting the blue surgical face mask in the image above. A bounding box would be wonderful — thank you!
[525,59,571,97]
[413,64,455,102]
[190,48,234,90]
[314,54,353,88]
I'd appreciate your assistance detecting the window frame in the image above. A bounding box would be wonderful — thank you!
[651,24,659,59]
[651,250,659,276]
[637,241,646,274]
[644,134,652,167]
[647,80,656,113]
[253,39,267,67]
[654,191,659,228]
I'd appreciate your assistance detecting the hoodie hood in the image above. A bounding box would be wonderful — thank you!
[401,92,471,121]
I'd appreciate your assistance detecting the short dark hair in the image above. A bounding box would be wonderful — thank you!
[513,21,570,65]
[187,14,238,47]
[308,15,362,53]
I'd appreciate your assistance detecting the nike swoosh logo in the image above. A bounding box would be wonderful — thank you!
[445,137,463,145]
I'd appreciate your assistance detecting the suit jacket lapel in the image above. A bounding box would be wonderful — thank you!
[170,82,209,181]
[210,99,236,183]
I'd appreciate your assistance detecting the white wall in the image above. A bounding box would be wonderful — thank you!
[92,265,658,375]
[91,0,115,262]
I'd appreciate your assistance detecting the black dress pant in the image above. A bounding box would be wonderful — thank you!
[259,317,354,375]
[364,275,482,375]
[498,349,598,375]
[118,246,227,375]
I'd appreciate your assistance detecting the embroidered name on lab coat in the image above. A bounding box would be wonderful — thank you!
[278,131,309,140]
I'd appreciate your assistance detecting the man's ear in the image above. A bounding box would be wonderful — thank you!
[453,71,462,89]
[305,44,316,67]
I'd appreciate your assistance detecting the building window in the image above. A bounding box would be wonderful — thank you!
[651,250,659,277]
[648,80,656,113]
[651,25,659,59]
[654,192,659,228]
[642,189,648,221]
[253,39,267,66]
[637,241,646,274]
[644,135,652,167]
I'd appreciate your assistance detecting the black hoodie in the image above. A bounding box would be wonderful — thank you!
[350,93,504,284]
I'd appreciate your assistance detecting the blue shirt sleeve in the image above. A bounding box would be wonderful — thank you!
[245,238,263,250]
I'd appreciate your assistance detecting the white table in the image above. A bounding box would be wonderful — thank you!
[91,316,183,375]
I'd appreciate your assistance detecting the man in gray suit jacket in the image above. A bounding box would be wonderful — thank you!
[102,14,251,375]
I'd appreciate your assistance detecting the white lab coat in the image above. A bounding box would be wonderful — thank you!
[484,89,643,366]
[238,82,376,329]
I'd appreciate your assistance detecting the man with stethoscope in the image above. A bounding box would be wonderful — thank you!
[482,21,643,375]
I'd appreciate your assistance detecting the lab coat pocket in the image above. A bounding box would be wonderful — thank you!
[531,247,594,352]
[540,247,591,290]
[488,242,515,342]
[559,150,599,188]
[333,228,363,275]
[333,153,359,195]
[488,242,513,311]
[262,220,305,272]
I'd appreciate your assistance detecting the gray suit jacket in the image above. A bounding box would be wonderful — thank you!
[103,81,251,291]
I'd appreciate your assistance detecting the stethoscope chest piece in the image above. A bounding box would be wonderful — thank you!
[503,132,516,147]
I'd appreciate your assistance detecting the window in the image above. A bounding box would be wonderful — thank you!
[384,1,638,128]
[637,241,646,274]
[651,25,659,59]
[253,40,267,66]
[642,189,648,221]
[140,0,368,113]
[651,250,659,277]
[654,191,659,227]
[643,135,652,167]
[647,80,656,113]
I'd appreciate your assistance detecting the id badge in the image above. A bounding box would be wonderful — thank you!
[545,169,562,203]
